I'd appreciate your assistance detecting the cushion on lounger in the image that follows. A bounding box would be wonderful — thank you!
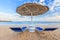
[36,27,43,31]
[21,27,27,31]
[10,27,22,32]
[44,28,57,31]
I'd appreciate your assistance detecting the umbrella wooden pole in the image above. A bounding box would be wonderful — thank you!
[31,13,33,22]
[29,13,35,32]
[31,13,33,24]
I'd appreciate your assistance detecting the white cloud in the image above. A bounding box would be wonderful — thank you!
[0,12,31,21]
[43,16,60,21]
[33,14,60,22]
[33,16,60,22]
[40,0,44,2]
[0,12,60,22]
[50,0,60,12]
[37,0,45,5]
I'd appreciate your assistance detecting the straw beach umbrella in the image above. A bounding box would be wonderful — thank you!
[16,3,49,23]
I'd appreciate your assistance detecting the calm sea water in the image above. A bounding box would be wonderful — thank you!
[0,21,60,25]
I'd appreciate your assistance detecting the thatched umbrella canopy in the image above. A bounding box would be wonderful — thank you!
[16,3,49,16]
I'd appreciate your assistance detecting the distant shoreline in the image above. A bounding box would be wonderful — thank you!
[0,21,60,23]
[0,21,12,22]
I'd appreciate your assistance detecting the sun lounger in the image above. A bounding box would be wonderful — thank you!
[10,27,22,32]
[44,28,58,31]
[21,27,27,32]
[36,27,43,31]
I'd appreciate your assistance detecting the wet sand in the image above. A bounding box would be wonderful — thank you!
[0,26,60,40]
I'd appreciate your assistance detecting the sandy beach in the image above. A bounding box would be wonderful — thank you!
[0,25,60,40]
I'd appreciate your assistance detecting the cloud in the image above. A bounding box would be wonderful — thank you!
[37,0,45,5]
[50,0,60,12]
[0,12,31,21]
[33,12,60,22]
[42,15,60,21]
[33,16,60,22]
[37,0,60,12]
[0,12,60,22]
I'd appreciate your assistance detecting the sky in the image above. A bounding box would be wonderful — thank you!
[0,0,60,22]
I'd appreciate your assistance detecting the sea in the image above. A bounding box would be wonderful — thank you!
[0,21,60,25]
